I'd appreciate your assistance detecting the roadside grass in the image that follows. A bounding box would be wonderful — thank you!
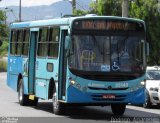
[0,60,7,72]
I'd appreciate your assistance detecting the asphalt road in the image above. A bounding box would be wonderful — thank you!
[0,72,160,123]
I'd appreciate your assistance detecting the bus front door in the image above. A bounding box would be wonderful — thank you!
[28,30,38,94]
[58,30,68,100]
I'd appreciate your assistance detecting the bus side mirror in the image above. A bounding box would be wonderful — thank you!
[0,40,2,46]
[65,36,72,57]
[65,36,71,50]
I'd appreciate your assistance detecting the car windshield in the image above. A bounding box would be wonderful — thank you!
[69,34,145,73]
[146,70,160,80]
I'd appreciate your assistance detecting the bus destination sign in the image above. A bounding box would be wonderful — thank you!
[73,19,144,31]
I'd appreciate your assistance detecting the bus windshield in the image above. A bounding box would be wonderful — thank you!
[69,34,145,73]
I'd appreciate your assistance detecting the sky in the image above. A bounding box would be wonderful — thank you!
[0,0,63,7]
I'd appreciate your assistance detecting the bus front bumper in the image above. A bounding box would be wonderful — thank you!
[66,86,145,105]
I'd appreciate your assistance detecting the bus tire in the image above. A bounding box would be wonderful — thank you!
[143,92,151,108]
[18,79,29,106]
[111,104,126,115]
[52,91,65,115]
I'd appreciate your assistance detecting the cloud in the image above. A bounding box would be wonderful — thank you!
[21,0,62,7]
[0,0,62,7]
[0,0,19,7]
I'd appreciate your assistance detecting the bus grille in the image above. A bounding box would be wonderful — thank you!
[88,87,128,91]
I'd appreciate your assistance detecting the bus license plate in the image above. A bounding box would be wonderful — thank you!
[102,94,115,99]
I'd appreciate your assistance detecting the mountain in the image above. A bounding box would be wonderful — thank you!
[0,0,92,23]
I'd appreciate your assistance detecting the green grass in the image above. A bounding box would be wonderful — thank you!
[0,60,7,72]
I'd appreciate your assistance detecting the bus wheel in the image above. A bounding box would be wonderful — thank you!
[18,79,29,106]
[111,104,126,115]
[52,91,65,115]
[143,92,151,108]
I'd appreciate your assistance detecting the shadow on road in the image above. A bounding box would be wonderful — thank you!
[34,102,53,114]
[149,105,160,109]
[133,104,160,109]
[33,102,160,121]
[66,106,113,119]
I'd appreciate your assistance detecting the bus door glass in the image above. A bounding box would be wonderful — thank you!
[58,30,68,100]
[28,29,38,94]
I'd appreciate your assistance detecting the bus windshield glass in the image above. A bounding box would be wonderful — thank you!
[69,34,145,73]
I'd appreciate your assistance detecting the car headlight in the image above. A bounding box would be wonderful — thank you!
[155,88,159,92]
[150,87,159,92]
[149,87,153,91]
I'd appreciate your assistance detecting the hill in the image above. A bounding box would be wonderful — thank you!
[0,0,92,23]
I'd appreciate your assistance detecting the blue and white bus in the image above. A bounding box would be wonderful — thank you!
[7,15,148,115]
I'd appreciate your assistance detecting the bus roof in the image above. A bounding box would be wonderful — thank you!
[10,15,145,29]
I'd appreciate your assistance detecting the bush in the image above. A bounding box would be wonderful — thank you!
[0,41,8,56]
[0,61,7,72]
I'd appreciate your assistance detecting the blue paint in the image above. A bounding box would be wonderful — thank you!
[7,56,23,91]
[35,58,47,99]
[23,76,29,94]
[67,85,145,104]
[65,69,146,104]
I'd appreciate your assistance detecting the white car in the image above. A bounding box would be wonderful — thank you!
[143,66,160,108]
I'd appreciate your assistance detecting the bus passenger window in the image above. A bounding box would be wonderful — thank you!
[48,28,60,58]
[17,30,23,55]
[10,30,18,55]
[22,30,30,56]
[38,28,48,57]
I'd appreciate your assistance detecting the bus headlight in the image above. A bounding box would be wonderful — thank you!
[70,80,76,85]
[70,80,81,90]
[140,80,146,86]
[130,80,146,92]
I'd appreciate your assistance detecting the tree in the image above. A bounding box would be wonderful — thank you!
[90,0,122,16]
[129,0,160,65]
[0,10,9,56]
[0,10,7,37]
[73,9,89,16]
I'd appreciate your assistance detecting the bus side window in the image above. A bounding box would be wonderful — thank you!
[37,28,48,57]
[17,30,23,55]
[10,30,18,55]
[22,29,30,56]
[48,27,60,58]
